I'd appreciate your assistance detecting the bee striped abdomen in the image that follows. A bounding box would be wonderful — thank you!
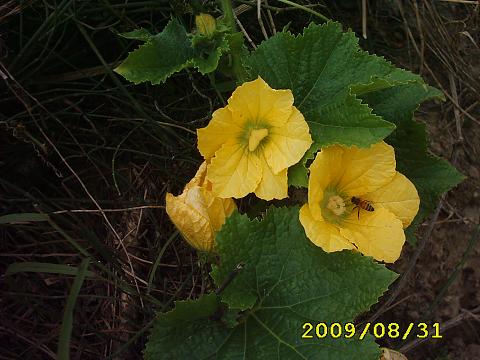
[351,196,374,212]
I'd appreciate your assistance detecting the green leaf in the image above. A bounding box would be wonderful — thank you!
[212,207,397,312]
[246,22,421,145]
[191,31,229,74]
[288,145,317,187]
[115,19,193,85]
[310,90,395,148]
[118,28,153,42]
[246,22,430,185]
[361,83,464,241]
[115,19,230,84]
[146,207,397,359]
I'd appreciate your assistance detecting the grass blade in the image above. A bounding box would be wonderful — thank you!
[57,258,90,360]
[6,261,95,277]
[0,213,49,224]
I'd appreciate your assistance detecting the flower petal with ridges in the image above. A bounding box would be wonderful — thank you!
[363,171,420,228]
[227,77,294,127]
[337,142,396,196]
[340,208,405,263]
[197,107,244,160]
[307,146,344,221]
[166,162,236,252]
[255,153,288,200]
[166,190,213,251]
[207,142,262,198]
[300,205,355,252]
[263,106,313,174]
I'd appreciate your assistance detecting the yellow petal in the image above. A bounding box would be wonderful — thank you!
[197,107,244,160]
[166,161,237,252]
[299,204,355,252]
[337,142,396,196]
[307,146,344,221]
[364,172,420,228]
[263,106,313,174]
[228,77,294,127]
[184,161,208,190]
[207,142,262,198]
[205,194,237,232]
[254,154,288,200]
[340,207,405,263]
[166,190,214,252]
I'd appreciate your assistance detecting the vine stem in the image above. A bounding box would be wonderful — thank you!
[218,0,248,82]
[219,0,236,29]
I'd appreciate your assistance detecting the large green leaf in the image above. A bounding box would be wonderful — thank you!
[246,22,422,145]
[361,83,465,241]
[288,90,394,187]
[115,19,229,84]
[115,19,193,84]
[146,207,397,359]
[246,22,430,186]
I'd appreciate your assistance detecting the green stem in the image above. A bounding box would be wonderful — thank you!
[219,0,236,30]
[218,0,248,83]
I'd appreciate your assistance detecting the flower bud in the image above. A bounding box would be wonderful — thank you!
[166,162,236,252]
[195,13,216,37]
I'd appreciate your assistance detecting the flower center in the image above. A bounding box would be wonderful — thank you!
[326,195,346,216]
[248,128,269,152]
[320,187,350,225]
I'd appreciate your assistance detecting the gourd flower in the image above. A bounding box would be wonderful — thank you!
[195,13,216,37]
[197,77,312,200]
[299,142,420,263]
[166,162,236,252]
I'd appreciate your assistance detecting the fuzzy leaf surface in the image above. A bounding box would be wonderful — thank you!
[246,22,422,147]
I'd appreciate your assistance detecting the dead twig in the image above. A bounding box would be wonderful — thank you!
[257,0,269,40]
[399,306,480,353]
[367,199,444,323]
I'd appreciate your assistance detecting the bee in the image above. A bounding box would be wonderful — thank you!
[351,196,374,219]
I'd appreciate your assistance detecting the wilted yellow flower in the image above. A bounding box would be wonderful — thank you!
[381,348,408,360]
[299,142,420,263]
[166,162,236,252]
[195,13,216,37]
[197,77,313,200]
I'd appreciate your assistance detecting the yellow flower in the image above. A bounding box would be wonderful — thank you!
[299,142,420,263]
[166,162,236,252]
[197,77,313,200]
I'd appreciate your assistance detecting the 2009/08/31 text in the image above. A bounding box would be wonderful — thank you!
[301,322,443,340]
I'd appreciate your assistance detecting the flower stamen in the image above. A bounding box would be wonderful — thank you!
[326,195,346,216]
[248,128,269,152]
